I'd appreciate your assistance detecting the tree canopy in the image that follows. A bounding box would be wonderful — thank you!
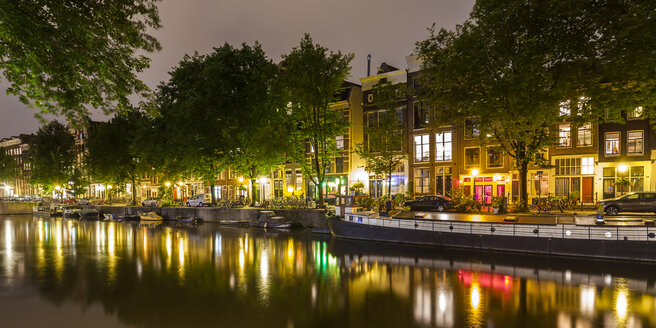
[29,120,75,194]
[137,42,284,203]
[0,0,162,120]
[277,34,353,206]
[0,149,16,186]
[417,0,656,209]
[87,112,147,204]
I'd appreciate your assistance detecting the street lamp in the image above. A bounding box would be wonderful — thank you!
[165,181,171,187]
[471,169,479,203]
[618,163,628,173]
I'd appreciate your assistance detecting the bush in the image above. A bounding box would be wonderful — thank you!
[447,186,476,212]
[160,200,174,207]
[394,193,406,205]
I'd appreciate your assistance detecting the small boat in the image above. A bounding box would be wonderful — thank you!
[120,214,140,221]
[63,207,81,218]
[32,206,51,217]
[264,221,292,229]
[218,219,249,227]
[138,211,164,221]
[78,209,100,220]
[177,216,203,224]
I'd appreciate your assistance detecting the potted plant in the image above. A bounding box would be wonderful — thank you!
[350,182,365,196]
[491,196,502,214]
[614,177,631,195]
[569,190,580,206]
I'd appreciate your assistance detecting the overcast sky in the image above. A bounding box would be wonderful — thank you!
[0,0,474,137]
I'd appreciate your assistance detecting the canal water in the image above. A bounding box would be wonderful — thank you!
[0,214,654,328]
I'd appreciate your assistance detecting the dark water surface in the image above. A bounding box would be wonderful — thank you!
[0,214,654,327]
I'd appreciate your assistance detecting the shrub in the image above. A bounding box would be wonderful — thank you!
[447,186,476,212]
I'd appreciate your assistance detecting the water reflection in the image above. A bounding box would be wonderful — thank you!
[0,215,654,327]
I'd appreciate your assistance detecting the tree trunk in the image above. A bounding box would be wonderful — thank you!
[210,182,216,204]
[317,182,324,208]
[387,171,392,199]
[131,176,136,205]
[250,178,257,207]
[519,160,529,212]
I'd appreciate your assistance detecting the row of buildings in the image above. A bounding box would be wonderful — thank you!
[1,55,654,205]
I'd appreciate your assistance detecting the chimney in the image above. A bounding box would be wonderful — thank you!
[367,54,371,77]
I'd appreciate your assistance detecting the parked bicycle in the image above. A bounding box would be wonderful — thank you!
[529,196,564,215]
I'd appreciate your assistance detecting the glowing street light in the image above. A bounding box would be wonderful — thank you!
[165,182,171,187]
[618,163,628,173]
[238,177,244,183]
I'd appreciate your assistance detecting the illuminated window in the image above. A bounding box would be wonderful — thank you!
[465,148,480,169]
[414,134,430,162]
[581,157,594,175]
[628,131,643,155]
[558,124,571,147]
[559,101,570,116]
[435,131,452,161]
[605,133,620,155]
[577,123,592,146]
[627,107,643,120]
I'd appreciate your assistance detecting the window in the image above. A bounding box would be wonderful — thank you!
[577,123,592,146]
[229,169,235,179]
[366,112,377,128]
[396,108,403,125]
[555,158,581,175]
[336,135,345,150]
[414,134,430,162]
[605,133,620,155]
[413,102,428,129]
[627,131,643,155]
[464,148,480,169]
[335,157,344,173]
[414,168,430,194]
[628,107,643,120]
[581,157,594,175]
[464,119,479,139]
[555,177,569,196]
[435,132,452,161]
[286,169,293,187]
[559,101,570,116]
[295,169,303,190]
[435,167,452,196]
[631,166,644,192]
[486,147,503,168]
[558,124,571,147]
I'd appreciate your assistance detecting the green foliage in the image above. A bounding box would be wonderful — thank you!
[354,79,407,199]
[417,0,656,211]
[277,34,354,206]
[569,191,581,202]
[446,186,475,213]
[349,182,365,194]
[137,42,284,206]
[393,193,406,205]
[29,121,75,192]
[87,111,147,204]
[0,0,162,119]
[0,149,16,184]
[67,167,89,198]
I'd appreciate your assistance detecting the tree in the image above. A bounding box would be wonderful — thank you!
[30,121,75,198]
[87,112,147,205]
[277,34,353,206]
[354,79,407,199]
[139,42,283,204]
[0,0,161,120]
[0,149,16,186]
[416,0,656,210]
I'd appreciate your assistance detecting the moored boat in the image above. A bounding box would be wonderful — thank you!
[218,219,249,227]
[138,211,164,221]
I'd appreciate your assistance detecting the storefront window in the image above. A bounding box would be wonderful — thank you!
[628,131,643,155]
[555,177,569,196]
[414,168,430,194]
[435,131,452,161]
[605,132,620,155]
[631,166,644,192]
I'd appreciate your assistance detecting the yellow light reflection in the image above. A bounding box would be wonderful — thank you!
[166,233,172,258]
[108,223,115,256]
[471,284,480,309]
[616,290,628,320]
[239,249,245,269]
[580,285,595,316]
[178,238,185,265]
[260,250,268,280]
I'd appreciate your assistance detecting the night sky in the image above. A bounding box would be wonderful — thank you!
[0,0,474,137]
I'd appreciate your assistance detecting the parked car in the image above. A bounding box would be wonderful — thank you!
[141,197,160,207]
[597,192,656,216]
[187,194,210,207]
[76,198,91,205]
[402,195,453,212]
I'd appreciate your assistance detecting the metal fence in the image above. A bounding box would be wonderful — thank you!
[345,214,656,242]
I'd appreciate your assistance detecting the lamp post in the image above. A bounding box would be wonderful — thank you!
[471,169,479,204]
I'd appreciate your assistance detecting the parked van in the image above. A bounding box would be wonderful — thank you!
[187,194,210,207]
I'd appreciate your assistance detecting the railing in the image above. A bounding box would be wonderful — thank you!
[344,214,656,242]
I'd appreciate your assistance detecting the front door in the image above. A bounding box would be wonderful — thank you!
[475,185,484,203]
[497,185,505,198]
[484,185,493,205]
[582,177,593,203]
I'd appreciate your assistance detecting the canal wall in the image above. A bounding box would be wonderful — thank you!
[0,202,36,215]
[94,206,328,228]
